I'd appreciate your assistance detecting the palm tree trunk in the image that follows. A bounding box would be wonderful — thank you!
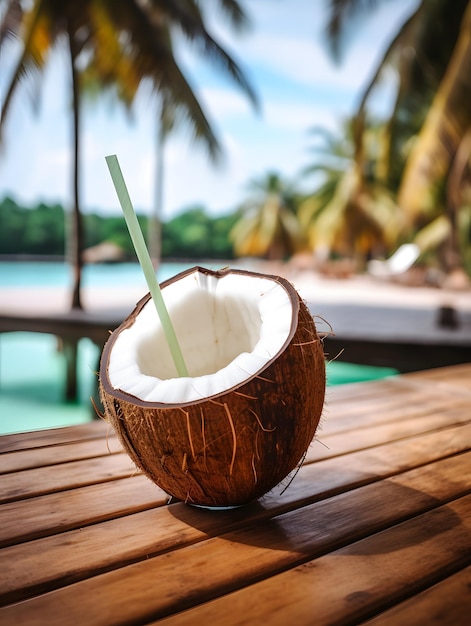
[64,33,84,401]
[68,36,84,311]
[149,108,165,272]
[444,127,471,271]
[398,0,471,224]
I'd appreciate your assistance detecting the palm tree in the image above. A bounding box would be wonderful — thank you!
[398,1,471,273]
[0,0,258,308]
[148,96,174,269]
[299,121,401,267]
[324,0,471,274]
[1,0,94,309]
[230,172,306,260]
[81,0,258,271]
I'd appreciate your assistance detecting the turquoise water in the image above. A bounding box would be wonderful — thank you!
[0,333,99,434]
[0,260,194,288]
[0,261,397,435]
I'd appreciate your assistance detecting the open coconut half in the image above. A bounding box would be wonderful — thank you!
[100,266,326,507]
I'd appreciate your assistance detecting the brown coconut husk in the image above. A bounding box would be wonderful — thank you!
[100,267,326,508]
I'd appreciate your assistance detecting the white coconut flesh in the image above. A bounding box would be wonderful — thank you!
[107,269,295,404]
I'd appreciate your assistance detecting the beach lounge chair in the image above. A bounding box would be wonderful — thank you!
[367,243,420,278]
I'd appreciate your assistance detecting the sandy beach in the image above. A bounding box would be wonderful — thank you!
[1,266,470,314]
[1,261,471,311]
[1,264,470,352]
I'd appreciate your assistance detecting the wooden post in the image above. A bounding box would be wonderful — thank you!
[62,338,79,401]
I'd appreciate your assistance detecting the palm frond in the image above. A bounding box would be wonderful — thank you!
[398,0,471,221]
[1,1,54,130]
[324,0,382,61]
[0,0,23,49]
[149,0,258,109]
[207,0,250,32]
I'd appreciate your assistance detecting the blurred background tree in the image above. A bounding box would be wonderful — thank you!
[80,1,258,271]
[0,196,238,260]
[323,0,471,280]
[298,121,401,269]
[0,0,257,307]
[2,0,471,281]
[230,172,306,260]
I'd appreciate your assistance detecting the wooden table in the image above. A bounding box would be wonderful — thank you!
[1,363,470,625]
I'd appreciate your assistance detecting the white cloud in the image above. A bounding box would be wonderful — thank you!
[264,99,336,132]
[240,0,418,93]
[199,86,254,122]
[247,34,338,86]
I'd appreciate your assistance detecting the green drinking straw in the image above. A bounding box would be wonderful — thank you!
[105,154,189,377]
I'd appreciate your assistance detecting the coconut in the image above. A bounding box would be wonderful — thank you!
[99,266,325,508]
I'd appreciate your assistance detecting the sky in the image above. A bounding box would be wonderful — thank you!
[0,0,418,220]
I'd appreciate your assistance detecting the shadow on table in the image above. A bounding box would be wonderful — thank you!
[168,479,463,555]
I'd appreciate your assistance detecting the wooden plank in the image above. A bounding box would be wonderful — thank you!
[326,363,471,405]
[327,380,470,414]
[0,366,468,623]
[403,363,471,390]
[0,435,122,474]
[274,422,471,507]
[1,422,469,548]
[1,452,470,607]
[0,420,109,453]
[0,453,138,504]
[323,386,470,432]
[326,375,419,404]
[306,405,471,463]
[0,474,167,548]
[325,376,405,401]
[152,497,471,626]
[326,378,422,410]
[11,391,448,471]
[2,488,470,624]
[0,309,121,344]
[2,376,468,477]
[366,566,471,625]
